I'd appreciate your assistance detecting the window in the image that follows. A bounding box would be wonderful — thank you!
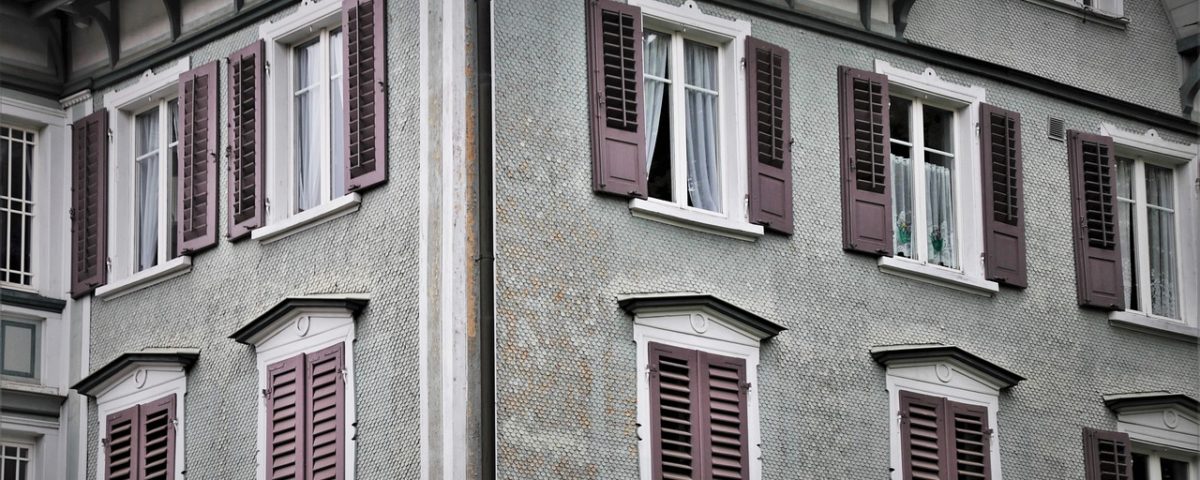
[104,394,178,480]
[620,293,784,480]
[889,97,960,269]
[1133,450,1198,480]
[290,28,345,213]
[1101,392,1200,480]
[1057,0,1124,16]
[1,126,35,287]
[131,100,180,273]
[897,390,991,480]
[1117,158,1181,319]
[1,442,31,480]
[0,319,37,378]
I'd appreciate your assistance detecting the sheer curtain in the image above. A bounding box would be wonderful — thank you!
[1145,165,1178,318]
[329,31,346,198]
[295,40,321,211]
[684,42,720,213]
[891,154,913,257]
[135,110,160,271]
[925,162,956,268]
[643,31,670,173]
[1116,159,1138,310]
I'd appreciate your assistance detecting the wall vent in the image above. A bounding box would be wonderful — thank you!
[1048,117,1066,141]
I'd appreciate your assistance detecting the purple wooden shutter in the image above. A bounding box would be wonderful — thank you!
[899,390,947,480]
[267,354,306,480]
[698,351,749,480]
[838,66,892,256]
[140,393,177,480]
[227,40,266,241]
[1067,130,1124,310]
[745,36,793,234]
[948,400,991,480]
[177,61,220,255]
[70,109,109,297]
[648,342,699,480]
[980,104,1027,288]
[586,0,647,198]
[1083,428,1133,480]
[342,0,387,192]
[305,343,346,480]
[105,404,140,480]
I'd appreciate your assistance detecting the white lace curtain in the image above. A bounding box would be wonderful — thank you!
[1145,165,1178,318]
[890,153,956,268]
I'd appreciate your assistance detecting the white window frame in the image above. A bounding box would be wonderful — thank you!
[1057,0,1124,17]
[1132,447,1199,480]
[247,301,359,480]
[1107,393,1200,480]
[1,125,38,288]
[1100,124,1199,340]
[97,58,193,301]
[254,0,361,244]
[91,356,189,480]
[873,60,998,296]
[0,95,68,297]
[0,438,35,479]
[625,0,763,241]
[629,300,764,479]
[0,304,65,393]
[883,357,1005,480]
[0,415,62,480]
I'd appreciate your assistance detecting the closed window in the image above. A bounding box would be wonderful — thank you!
[131,101,180,272]
[1,443,31,480]
[103,394,178,480]
[889,97,961,269]
[1116,157,1181,319]
[1,126,35,287]
[1056,0,1123,16]
[291,28,345,213]
[263,345,346,480]
[898,391,992,480]
[0,319,36,379]
[1133,450,1198,480]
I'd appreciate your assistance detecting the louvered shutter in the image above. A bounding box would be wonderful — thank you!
[177,61,219,255]
[1067,130,1124,310]
[948,401,990,480]
[1083,428,1133,480]
[899,390,947,480]
[979,104,1027,288]
[267,355,306,480]
[342,0,387,192]
[140,394,177,480]
[71,109,109,298]
[586,0,647,198]
[838,66,892,256]
[745,37,793,235]
[227,40,266,240]
[305,343,346,480]
[648,342,700,480]
[699,351,749,480]
[105,405,140,480]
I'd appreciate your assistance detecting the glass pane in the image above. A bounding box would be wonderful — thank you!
[329,30,346,198]
[168,99,179,144]
[1148,205,1179,318]
[1131,453,1149,480]
[136,110,161,272]
[2,322,34,376]
[1160,458,1189,480]
[925,151,957,268]
[294,39,322,212]
[1,136,9,200]
[1146,164,1174,209]
[1119,198,1139,311]
[167,100,179,258]
[683,41,720,213]
[644,30,672,202]
[889,96,911,143]
[1116,157,1134,200]
[135,108,159,157]
[891,144,913,258]
[922,105,954,153]
[3,458,17,480]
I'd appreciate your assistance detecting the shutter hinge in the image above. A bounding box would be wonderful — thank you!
[740,381,752,392]
[107,129,114,143]
[101,437,108,448]
[265,62,271,76]
[1193,176,1199,192]
[69,207,75,220]
[740,57,746,69]
[261,388,270,399]
[105,257,112,273]
[340,368,349,382]
[265,198,271,213]
[378,80,386,93]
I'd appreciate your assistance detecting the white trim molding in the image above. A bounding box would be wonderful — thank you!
[94,256,192,301]
[1106,392,1200,453]
[251,193,361,243]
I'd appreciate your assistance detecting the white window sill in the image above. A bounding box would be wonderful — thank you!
[629,198,764,242]
[877,256,998,296]
[1109,310,1199,343]
[252,193,361,244]
[95,256,192,301]
[0,379,60,396]
[1021,0,1128,29]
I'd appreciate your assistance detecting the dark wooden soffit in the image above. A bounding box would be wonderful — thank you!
[0,288,67,313]
[230,294,369,345]
[858,0,918,38]
[617,292,786,340]
[73,350,200,397]
[870,343,1026,389]
[705,0,1199,135]
[1180,34,1199,116]
[1104,392,1200,415]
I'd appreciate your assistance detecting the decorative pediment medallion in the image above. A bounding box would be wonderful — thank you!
[618,292,785,346]
[870,344,1024,392]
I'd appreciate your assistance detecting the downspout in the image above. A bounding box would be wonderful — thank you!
[475,0,496,477]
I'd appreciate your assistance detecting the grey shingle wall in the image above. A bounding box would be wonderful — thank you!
[491,1,1198,479]
[85,1,422,478]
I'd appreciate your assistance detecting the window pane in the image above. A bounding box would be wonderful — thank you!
[329,30,346,198]
[922,105,954,154]
[1161,458,1189,480]
[2,322,35,376]
[926,151,957,268]
[135,108,159,157]
[294,39,322,212]
[1117,159,1139,311]
[135,110,160,272]
[2,126,35,286]
[889,96,911,144]
[891,144,913,258]
[167,100,179,258]
[1147,165,1179,318]
[1132,452,1149,480]
[683,41,720,213]
[644,30,672,202]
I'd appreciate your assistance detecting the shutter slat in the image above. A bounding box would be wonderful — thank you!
[268,355,306,480]
[649,342,699,479]
[745,36,794,234]
[979,104,1028,287]
[1068,130,1124,309]
[342,0,388,192]
[227,40,266,240]
[587,0,647,198]
[71,109,109,297]
[306,342,346,480]
[839,66,892,255]
[177,61,220,255]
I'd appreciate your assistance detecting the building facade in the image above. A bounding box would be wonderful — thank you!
[0,0,1197,479]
